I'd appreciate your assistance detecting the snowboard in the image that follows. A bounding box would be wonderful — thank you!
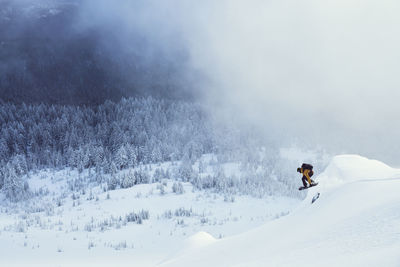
[298,182,318,191]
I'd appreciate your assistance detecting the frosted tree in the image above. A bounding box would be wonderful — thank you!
[183,141,203,164]
[150,142,163,163]
[11,154,27,176]
[2,162,29,202]
[178,154,196,182]
[0,162,5,189]
[125,143,138,168]
[107,162,120,190]
[0,138,8,161]
[121,169,136,188]
[115,145,129,170]
[75,147,89,173]
[92,146,104,173]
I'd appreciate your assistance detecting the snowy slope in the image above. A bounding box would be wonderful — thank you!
[161,155,400,267]
[0,166,299,267]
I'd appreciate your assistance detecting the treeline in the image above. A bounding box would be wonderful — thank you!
[0,97,303,201]
[0,97,215,175]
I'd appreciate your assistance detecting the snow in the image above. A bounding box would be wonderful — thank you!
[161,155,400,267]
[0,167,298,266]
[2,154,399,266]
[316,154,400,189]
[184,231,216,249]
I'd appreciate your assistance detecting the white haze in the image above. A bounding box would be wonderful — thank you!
[179,0,400,164]
[10,0,400,164]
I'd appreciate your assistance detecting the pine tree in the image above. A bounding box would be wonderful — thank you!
[3,162,29,202]
[115,145,129,170]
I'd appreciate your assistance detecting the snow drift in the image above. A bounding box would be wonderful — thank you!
[161,155,400,267]
[302,154,400,205]
[184,232,216,249]
[316,154,399,189]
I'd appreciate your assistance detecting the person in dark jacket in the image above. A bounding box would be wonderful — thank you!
[297,164,315,187]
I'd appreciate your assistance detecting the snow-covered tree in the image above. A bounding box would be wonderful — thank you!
[2,162,29,202]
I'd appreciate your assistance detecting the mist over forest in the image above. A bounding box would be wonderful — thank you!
[0,0,199,104]
[1,0,400,165]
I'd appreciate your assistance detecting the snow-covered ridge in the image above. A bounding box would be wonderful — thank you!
[306,154,400,197]
[161,155,400,267]
[319,154,398,184]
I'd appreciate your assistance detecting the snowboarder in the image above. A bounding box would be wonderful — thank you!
[297,163,316,189]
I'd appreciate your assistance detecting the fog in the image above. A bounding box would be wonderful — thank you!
[0,0,199,103]
[176,0,400,164]
[2,0,400,164]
